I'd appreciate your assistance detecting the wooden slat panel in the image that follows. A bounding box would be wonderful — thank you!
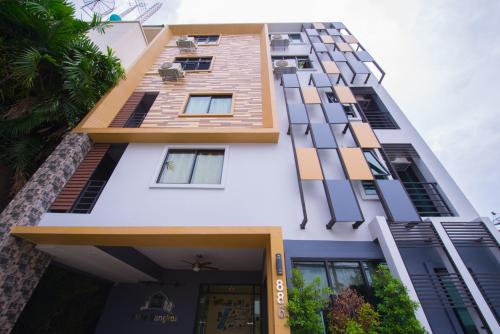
[333,85,356,104]
[350,122,381,148]
[335,42,352,52]
[313,22,325,30]
[50,144,110,211]
[342,35,358,44]
[320,35,334,44]
[322,60,340,74]
[301,87,321,104]
[109,92,145,127]
[339,147,373,180]
[296,148,323,180]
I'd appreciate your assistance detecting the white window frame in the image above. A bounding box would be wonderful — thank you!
[150,145,229,189]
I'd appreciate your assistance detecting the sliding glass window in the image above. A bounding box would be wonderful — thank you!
[157,149,224,184]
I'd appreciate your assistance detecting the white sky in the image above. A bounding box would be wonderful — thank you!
[73,0,500,217]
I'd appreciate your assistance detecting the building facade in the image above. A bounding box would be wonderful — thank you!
[2,22,499,334]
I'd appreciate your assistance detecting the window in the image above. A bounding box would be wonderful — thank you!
[293,260,383,303]
[271,55,313,69]
[362,151,390,196]
[173,57,213,71]
[351,87,399,129]
[190,35,219,45]
[157,149,225,185]
[288,33,303,43]
[184,95,233,115]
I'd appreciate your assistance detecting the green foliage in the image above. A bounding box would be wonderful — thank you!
[372,265,427,334]
[286,268,333,334]
[328,288,379,334]
[0,0,124,194]
[346,320,364,334]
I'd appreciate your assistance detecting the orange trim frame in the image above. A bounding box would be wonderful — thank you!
[73,24,279,143]
[11,225,290,334]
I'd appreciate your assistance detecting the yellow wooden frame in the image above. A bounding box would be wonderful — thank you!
[178,92,235,117]
[73,24,279,143]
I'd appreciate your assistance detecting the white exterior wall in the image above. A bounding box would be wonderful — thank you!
[88,21,148,70]
[41,24,479,241]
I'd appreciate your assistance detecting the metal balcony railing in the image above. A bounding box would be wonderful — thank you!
[363,110,399,129]
[410,272,476,309]
[471,273,500,318]
[402,182,453,217]
[71,180,107,214]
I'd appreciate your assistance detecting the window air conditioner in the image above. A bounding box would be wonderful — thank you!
[176,36,197,51]
[273,59,297,75]
[270,34,290,48]
[390,157,412,171]
[158,62,185,82]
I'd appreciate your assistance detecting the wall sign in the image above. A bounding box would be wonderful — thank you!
[134,291,178,324]
[276,279,286,319]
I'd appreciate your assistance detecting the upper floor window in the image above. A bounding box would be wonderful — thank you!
[271,55,313,69]
[288,33,303,43]
[190,35,220,45]
[183,94,233,115]
[351,87,399,129]
[157,149,225,185]
[173,57,213,71]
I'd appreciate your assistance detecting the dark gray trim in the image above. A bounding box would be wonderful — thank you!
[98,246,163,281]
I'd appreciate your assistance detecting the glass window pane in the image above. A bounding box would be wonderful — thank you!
[362,262,379,285]
[191,151,224,184]
[157,151,196,184]
[208,97,232,114]
[294,262,329,291]
[185,96,211,114]
[363,151,389,176]
[197,61,211,70]
[183,61,197,71]
[329,262,364,294]
[362,181,377,195]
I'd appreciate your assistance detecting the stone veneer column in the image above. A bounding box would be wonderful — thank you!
[0,133,92,334]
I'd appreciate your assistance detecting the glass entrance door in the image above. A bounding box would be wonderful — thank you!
[195,285,261,334]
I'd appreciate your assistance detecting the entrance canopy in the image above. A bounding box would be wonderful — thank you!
[11,226,290,334]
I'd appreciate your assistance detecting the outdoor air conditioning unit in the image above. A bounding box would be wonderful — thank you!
[158,62,185,82]
[176,35,197,51]
[273,59,297,75]
[390,157,412,172]
[270,34,290,48]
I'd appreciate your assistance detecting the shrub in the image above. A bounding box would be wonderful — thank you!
[371,265,427,334]
[327,288,379,334]
[286,268,332,334]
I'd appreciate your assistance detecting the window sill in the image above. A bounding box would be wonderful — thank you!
[150,183,225,190]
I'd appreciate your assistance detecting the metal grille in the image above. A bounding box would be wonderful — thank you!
[389,222,443,248]
[410,272,477,309]
[382,143,420,160]
[442,221,499,247]
[71,180,107,214]
[471,273,500,311]
[363,110,398,129]
[403,182,453,217]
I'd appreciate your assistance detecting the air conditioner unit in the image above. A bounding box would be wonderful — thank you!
[390,157,411,171]
[273,59,297,75]
[158,62,185,82]
[176,35,196,51]
[270,34,290,48]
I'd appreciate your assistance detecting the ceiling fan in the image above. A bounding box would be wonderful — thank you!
[182,254,219,272]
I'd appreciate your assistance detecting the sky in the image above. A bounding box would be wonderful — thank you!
[72,0,500,218]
